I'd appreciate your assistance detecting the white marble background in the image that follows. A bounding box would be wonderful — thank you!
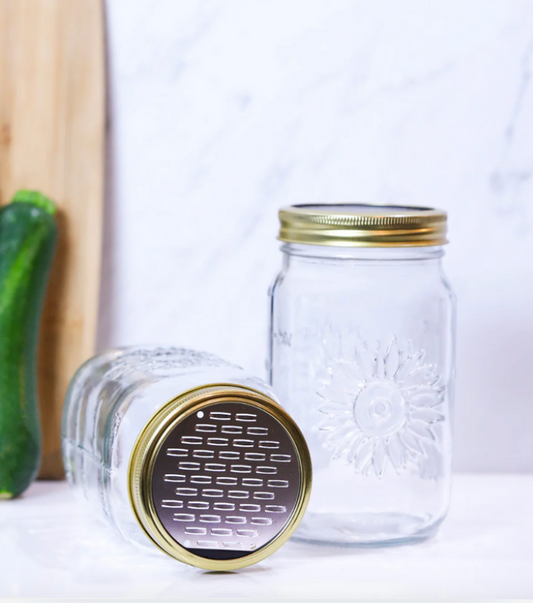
[100,0,533,472]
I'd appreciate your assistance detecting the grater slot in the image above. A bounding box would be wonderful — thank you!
[211,528,233,536]
[226,516,247,524]
[265,505,287,513]
[239,504,261,513]
[209,412,232,421]
[179,462,201,471]
[214,502,235,511]
[233,439,254,448]
[251,517,272,525]
[164,474,186,483]
[161,500,183,509]
[181,436,203,445]
[195,424,217,433]
[253,491,275,500]
[216,476,238,486]
[185,527,206,535]
[228,490,249,499]
[247,427,268,436]
[166,448,188,457]
[237,530,258,538]
[221,425,243,434]
[256,466,277,475]
[190,475,212,484]
[173,513,195,522]
[202,489,224,498]
[207,438,229,447]
[258,441,280,449]
[235,413,257,422]
[244,453,266,462]
[230,465,252,474]
[199,515,221,523]
[188,501,210,510]
[197,540,219,547]
[192,450,215,459]
[242,478,263,487]
[218,451,240,460]
[176,488,198,497]
[271,454,292,462]
[204,463,227,472]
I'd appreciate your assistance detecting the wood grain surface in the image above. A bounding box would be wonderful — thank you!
[0,0,105,478]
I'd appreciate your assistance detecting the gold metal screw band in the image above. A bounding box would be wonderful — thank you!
[278,204,448,247]
[128,384,312,570]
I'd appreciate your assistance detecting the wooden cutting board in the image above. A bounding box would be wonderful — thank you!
[0,0,105,478]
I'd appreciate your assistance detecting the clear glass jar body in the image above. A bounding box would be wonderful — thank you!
[268,244,456,545]
[62,346,278,553]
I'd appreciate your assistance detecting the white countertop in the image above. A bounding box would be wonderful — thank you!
[0,474,531,599]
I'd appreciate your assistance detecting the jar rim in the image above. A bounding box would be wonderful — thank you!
[278,203,448,247]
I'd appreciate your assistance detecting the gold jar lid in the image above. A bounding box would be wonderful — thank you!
[129,384,312,571]
[278,204,448,247]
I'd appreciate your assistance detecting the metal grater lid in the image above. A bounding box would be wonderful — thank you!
[128,385,312,570]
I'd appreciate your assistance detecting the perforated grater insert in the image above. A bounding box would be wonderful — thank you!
[151,401,301,561]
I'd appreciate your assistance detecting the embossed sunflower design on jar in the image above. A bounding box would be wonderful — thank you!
[316,338,444,479]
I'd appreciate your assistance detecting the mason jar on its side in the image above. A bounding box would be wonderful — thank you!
[268,204,456,545]
[62,346,311,570]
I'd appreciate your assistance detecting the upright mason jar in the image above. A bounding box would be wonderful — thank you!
[62,346,311,570]
[268,204,456,545]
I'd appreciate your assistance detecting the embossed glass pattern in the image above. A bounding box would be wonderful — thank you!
[269,217,456,545]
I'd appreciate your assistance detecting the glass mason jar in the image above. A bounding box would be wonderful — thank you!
[62,346,311,570]
[268,204,456,545]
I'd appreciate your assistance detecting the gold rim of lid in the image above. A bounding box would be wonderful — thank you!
[128,384,312,571]
[278,204,448,247]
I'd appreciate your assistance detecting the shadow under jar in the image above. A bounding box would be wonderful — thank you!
[268,204,456,546]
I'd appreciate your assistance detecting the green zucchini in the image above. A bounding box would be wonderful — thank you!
[0,190,57,498]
